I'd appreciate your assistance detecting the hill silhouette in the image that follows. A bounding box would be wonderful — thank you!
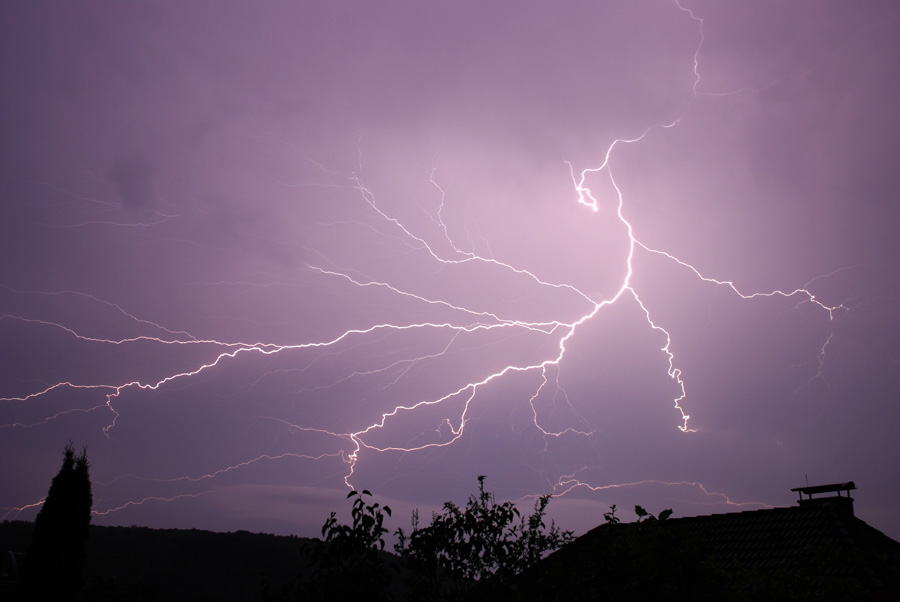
[1,520,316,601]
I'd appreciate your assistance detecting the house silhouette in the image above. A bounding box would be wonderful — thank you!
[488,482,900,601]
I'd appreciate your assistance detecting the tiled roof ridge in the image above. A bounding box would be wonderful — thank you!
[659,499,861,524]
[659,502,806,523]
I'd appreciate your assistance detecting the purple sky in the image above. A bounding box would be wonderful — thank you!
[3,0,900,542]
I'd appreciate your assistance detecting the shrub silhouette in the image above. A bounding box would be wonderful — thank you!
[394,476,573,600]
[282,489,394,601]
[22,443,92,600]
[284,477,572,601]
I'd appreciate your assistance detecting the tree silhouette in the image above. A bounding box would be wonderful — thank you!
[394,476,573,600]
[22,443,92,600]
[282,489,394,602]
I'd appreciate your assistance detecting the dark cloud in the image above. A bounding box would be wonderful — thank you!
[109,154,155,211]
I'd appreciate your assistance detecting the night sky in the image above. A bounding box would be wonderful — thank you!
[3,0,900,542]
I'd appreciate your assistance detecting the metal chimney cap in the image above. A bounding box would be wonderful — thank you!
[791,481,856,499]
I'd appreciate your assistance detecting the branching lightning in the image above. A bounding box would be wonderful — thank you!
[0,0,848,526]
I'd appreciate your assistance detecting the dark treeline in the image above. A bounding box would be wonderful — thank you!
[0,444,314,601]
[6,445,898,600]
[1,520,315,601]
[2,449,572,602]
[2,445,573,602]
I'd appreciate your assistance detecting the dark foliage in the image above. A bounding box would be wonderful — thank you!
[394,476,573,600]
[279,477,572,601]
[282,489,395,601]
[21,443,92,600]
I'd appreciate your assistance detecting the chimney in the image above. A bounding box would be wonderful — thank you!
[790,481,856,516]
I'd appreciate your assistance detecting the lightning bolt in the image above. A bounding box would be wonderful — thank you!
[0,0,850,527]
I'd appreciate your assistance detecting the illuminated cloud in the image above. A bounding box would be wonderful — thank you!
[2,0,899,541]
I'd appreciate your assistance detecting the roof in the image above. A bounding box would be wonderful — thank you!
[485,500,900,601]
[658,501,884,575]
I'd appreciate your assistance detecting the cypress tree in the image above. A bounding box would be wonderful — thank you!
[22,443,93,600]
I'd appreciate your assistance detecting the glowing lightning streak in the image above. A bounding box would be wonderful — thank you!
[102,452,346,485]
[338,0,844,499]
[348,173,597,306]
[0,0,850,521]
[535,0,845,500]
[552,472,771,510]
[92,492,213,516]
[1,286,199,340]
[1,499,45,522]
[285,330,464,395]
